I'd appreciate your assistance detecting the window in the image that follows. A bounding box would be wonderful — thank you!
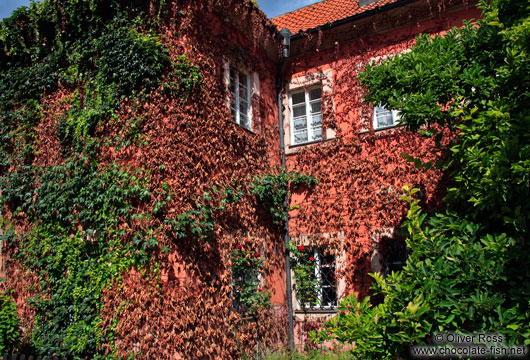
[373,105,401,129]
[230,247,269,315]
[314,249,337,309]
[294,247,337,310]
[290,87,322,145]
[229,67,251,130]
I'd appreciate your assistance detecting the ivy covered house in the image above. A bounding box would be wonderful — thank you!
[271,0,481,347]
[0,0,479,358]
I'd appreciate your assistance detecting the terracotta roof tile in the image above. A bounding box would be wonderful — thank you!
[272,0,399,33]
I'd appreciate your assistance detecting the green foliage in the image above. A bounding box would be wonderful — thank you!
[12,155,154,357]
[250,169,319,224]
[165,54,203,98]
[165,190,219,242]
[0,293,20,354]
[165,184,244,243]
[317,190,530,359]
[360,0,530,238]
[0,0,201,152]
[288,244,320,309]
[230,246,271,316]
[258,348,357,360]
[96,25,171,95]
[0,0,200,358]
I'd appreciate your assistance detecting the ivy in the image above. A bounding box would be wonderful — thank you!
[0,0,200,153]
[96,24,171,95]
[317,189,530,358]
[317,0,530,353]
[0,0,202,357]
[165,184,244,243]
[165,190,218,243]
[230,246,271,316]
[0,0,315,357]
[289,244,320,309]
[250,169,319,224]
[14,156,154,357]
[0,292,20,354]
[164,169,318,243]
[163,54,203,99]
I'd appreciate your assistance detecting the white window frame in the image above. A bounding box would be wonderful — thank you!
[229,67,252,131]
[373,104,401,130]
[289,87,323,145]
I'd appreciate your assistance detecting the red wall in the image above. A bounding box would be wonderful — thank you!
[271,3,481,348]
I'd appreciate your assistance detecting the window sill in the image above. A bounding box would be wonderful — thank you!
[291,139,323,147]
[235,122,256,134]
[285,136,335,155]
[294,308,338,315]
[358,123,405,135]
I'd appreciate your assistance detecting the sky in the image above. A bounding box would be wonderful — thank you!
[257,0,320,18]
[0,0,29,20]
[0,0,321,21]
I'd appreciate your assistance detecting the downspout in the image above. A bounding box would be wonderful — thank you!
[277,27,295,352]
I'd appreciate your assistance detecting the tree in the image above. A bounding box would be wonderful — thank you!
[317,0,530,357]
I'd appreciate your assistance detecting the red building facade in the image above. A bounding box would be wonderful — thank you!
[270,0,481,349]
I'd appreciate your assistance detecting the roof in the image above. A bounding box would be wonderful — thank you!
[272,0,399,34]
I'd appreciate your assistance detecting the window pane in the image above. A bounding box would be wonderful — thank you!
[292,92,305,105]
[309,88,321,101]
[375,106,393,128]
[312,127,322,141]
[239,100,248,116]
[239,87,248,102]
[239,72,248,87]
[311,114,322,127]
[321,253,334,265]
[239,86,248,101]
[293,104,306,118]
[311,113,322,141]
[240,114,249,129]
[310,101,321,114]
[294,130,308,144]
[321,286,337,307]
[320,252,337,307]
[293,116,307,130]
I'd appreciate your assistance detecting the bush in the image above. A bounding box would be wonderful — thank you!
[258,348,357,360]
[318,190,530,359]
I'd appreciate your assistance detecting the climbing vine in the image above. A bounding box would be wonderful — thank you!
[289,244,319,309]
[281,2,470,297]
[250,168,319,224]
[230,245,271,316]
[0,0,290,358]
[0,292,20,354]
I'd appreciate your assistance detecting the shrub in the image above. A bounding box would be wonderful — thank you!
[318,190,530,359]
